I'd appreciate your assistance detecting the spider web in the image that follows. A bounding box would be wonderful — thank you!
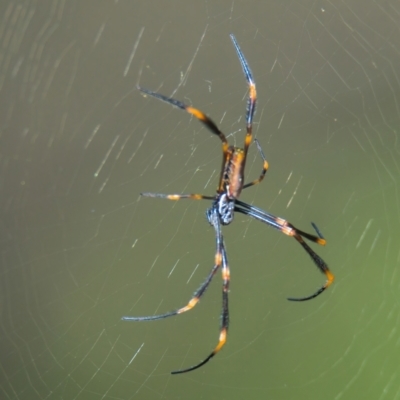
[1,1,400,399]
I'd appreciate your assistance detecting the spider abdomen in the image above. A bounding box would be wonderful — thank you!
[223,147,245,199]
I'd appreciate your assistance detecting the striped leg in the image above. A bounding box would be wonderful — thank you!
[141,192,215,201]
[230,34,257,159]
[171,206,230,374]
[242,139,269,189]
[234,199,334,301]
[122,259,220,322]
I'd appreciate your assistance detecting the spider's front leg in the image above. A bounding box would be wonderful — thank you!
[140,192,214,201]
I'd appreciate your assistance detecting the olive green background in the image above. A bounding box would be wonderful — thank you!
[1,1,399,399]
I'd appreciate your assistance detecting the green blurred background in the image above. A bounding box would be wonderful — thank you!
[1,1,399,399]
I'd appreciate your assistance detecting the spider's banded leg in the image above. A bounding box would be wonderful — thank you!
[293,225,326,246]
[141,192,215,201]
[287,233,334,301]
[242,139,269,189]
[172,207,230,374]
[123,207,226,322]
[274,222,333,300]
[172,246,230,374]
[279,222,333,300]
[233,201,334,300]
[235,200,326,245]
[138,86,229,154]
[122,260,220,322]
[138,86,230,195]
[230,34,256,157]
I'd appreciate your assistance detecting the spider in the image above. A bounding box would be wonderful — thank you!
[123,34,334,374]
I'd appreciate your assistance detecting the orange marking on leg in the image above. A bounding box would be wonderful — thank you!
[186,106,206,121]
[215,328,227,352]
[215,252,222,265]
[245,134,252,147]
[275,218,295,237]
[325,270,335,287]
[178,297,199,313]
[284,228,295,237]
[166,195,182,200]
[316,238,327,246]
[249,84,257,100]
[222,269,230,281]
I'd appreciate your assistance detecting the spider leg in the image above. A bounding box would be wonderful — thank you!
[138,85,231,195]
[138,86,229,154]
[122,259,220,322]
[242,138,269,189]
[294,224,326,245]
[230,34,257,157]
[311,222,324,239]
[235,200,326,246]
[172,206,230,374]
[141,192,215,201]
[287,232,334,301]
[234,200,334,301]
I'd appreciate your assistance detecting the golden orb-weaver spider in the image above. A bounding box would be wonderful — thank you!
[123,34,334,374]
